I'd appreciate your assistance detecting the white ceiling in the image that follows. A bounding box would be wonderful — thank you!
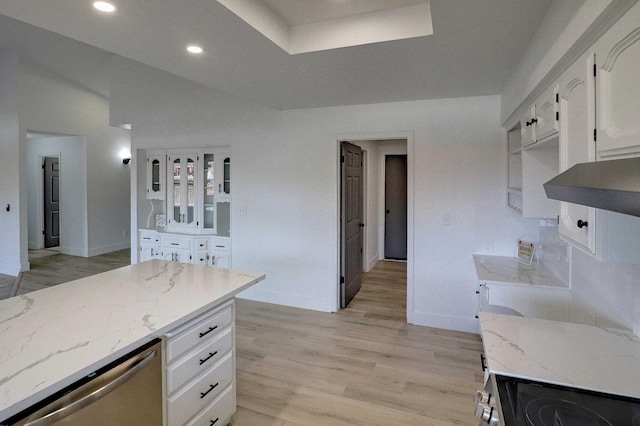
[0,0,552,110]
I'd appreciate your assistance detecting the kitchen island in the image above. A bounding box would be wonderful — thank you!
[0,260,265,423]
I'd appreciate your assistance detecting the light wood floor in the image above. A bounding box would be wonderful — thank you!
[0,249,131,300]
[233,261,484,425]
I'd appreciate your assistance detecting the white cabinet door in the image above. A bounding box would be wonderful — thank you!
[139,230,160,262]
[520,105,536,147]
[594,2,640,158]
[146,152,166,200]
[535,84,560,142]
[210,252,230,268]
[167,154,198,231]
[557,54,596,253]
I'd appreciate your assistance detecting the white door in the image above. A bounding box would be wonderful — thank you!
[557,54,596,253]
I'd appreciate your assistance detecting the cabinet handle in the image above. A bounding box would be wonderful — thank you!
[199,325,218,338]
[577,220,588,229]
[199,351,218,365]
[480,353,487,372]
[530,118,538,124]
[200,383,219,399]
[219,183,222,192]
[170,243,179,246]
[210,418,219,425]
[525,121,531,127]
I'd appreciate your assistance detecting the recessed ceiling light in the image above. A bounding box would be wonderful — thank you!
[93,2,116,13]
[187,45,204,54]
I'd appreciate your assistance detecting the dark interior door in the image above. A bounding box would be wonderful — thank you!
[340,142,363,308]
[44,156,60,248]
[384,155,407,260]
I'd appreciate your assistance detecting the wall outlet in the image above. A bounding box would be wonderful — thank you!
[123,230,129,237]
[486,242,494,254]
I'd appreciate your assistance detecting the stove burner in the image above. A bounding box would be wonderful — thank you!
[525,398,613,426]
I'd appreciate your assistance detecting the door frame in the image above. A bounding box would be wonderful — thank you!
[335,132,415,323]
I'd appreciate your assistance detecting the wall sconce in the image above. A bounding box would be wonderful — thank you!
[120,148,131,165]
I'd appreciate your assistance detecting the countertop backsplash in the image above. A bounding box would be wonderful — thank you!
[538,219,570,285]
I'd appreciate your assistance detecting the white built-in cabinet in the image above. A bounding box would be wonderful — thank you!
[593,3,640,159]
[139,146,231,267]
[557,54,596,254]
[520,85,559,148]
[138,230,232,268]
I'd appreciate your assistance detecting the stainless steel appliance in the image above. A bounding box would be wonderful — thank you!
[489,375,640,426]
[2,339,162,426]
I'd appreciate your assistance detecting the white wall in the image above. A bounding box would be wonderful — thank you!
[18,61,131,259]
[26,135,87,253]
[0,53,21,275]
[111,57,538,333]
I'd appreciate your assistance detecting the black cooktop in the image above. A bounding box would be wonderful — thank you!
[495,376,640,426]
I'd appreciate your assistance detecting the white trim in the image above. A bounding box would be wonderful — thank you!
[411,310,480,334]
[334,131,415,324]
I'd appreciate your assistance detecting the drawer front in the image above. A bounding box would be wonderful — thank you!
[185,385,235,426]
[194,238,209,250]
[193,250,209,265]
[162,236,191,250]
[167,328,233,395]
[209,237,230,252]
[168,354,233,426]
[166,305,233,362]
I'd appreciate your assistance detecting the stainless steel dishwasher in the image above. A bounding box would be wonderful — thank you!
[2,338,162,426]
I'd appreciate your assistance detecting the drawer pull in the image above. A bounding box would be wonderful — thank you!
[210,418,219,425]
[200,383,219,399]
[199,325,218,338]
[480,353,487,372]
[199,351,218,365]
[170,242,179,246]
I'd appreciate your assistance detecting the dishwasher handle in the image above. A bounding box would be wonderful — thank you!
[24,348,158,426]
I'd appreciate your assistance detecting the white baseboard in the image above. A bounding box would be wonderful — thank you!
[236,286,334,313]
[87,241,130,257]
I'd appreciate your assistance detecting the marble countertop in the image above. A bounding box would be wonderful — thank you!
[479,312,640,399]
[0,260,265,422]
[473,254,568,288]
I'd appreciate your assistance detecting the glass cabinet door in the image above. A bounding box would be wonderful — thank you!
[223,157,230,195]
[146,153,165,200]
[169,155,195,227]
[202,153,215,232]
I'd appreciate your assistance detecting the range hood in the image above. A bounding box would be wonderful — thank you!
[543,157,640,217]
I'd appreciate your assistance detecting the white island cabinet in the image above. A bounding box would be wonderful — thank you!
[0,261,265,425]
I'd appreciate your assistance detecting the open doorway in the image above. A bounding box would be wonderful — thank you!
[27,132,87,256]
[338,136,411,319]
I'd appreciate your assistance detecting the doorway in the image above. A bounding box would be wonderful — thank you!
[384,155,407,260]
[337,135,413,321]
[44,156,60,248]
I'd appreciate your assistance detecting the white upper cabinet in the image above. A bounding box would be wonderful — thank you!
[594,2,640,159]
[520,85,559,149]
[146,151,166,200]
[557,54,596,253]
[167,153,198,231]
[161,147,231,234]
